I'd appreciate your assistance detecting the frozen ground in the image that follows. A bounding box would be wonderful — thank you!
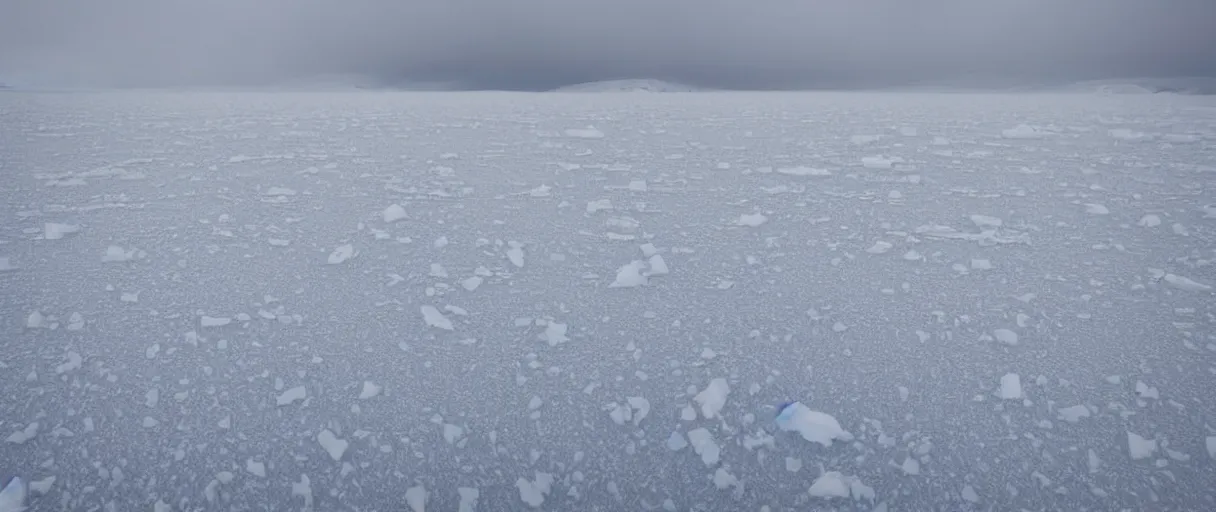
[1,90,1215,511]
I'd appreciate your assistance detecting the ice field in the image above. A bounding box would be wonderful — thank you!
[2,90,1215,511]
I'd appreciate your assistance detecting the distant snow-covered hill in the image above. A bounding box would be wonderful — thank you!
[552,79,707,93]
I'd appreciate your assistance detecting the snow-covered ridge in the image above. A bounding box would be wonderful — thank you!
[552,79,707,93]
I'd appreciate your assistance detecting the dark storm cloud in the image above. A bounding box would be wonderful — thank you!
[1,0,1214,89]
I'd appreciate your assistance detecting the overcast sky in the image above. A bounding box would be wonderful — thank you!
[1,0,1214,89]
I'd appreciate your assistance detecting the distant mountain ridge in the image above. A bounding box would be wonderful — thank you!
[551,79,708,93]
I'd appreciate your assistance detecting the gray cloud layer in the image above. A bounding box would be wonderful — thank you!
[2,0,1214,89]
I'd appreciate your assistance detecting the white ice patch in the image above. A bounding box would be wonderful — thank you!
[539,322,569,346]
[461,276,484,291]
[776,403,853,447]
[666,431,688,451]
[0,257,15,272]
[1084,203,1110,215]
[0,477,26,512]
[1127,432,1157,460]
[861,156,903,169]
[646,254,669,276]
[687,428,721,466]
[458,488,480,512]
[609,261,648,288]
[516,472,555,508]
[694,378,731,419]
[969,214,1003,228]
[1001,124,1049,139]
[43,222,80,240]
[586,199,613,214]
[382,203,408,223]
[5,423,38,444]
[405,485,428,512]
[993,329,1019,346]
[712,467,740,491]
[736,212,768,227]
[866,241,893,254]
[565,126,605,139]
[777,166,832,177]
[327,244,356,264]
[1138,214,1162,227]
[102,245,144,262]
[506,242,525,268]
[1057,405,1091,423]
[998,373,1023,400]
[421,305,454,330]
[200,315,231,328]
[1206,436,1216,460]
[808,472,873,501]
[1162,273,1212,292]
[276,386,307,406]
[317,429,349,461]
[358,381,382,399]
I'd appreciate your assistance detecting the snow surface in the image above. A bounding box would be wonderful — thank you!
[1,90,1215,510]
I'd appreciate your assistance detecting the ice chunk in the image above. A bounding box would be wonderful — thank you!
[25,311,45,329]
[43,222,80,240]
[317,429,349,461]
[359,381,382,399]
[628,179,648,191]
[1001,124,1048,139]
[1206,436,1216,460]
[0,257,15,272]
[276,386,307,406]
[646,254,669,276]
[383,204,408,223]
[998,373,1022,400]
[775,402,853,447]
[1057,405,1091,423]
[405,485,428,512]
[666,431,688,451]
[27,476,53,495]
[0,477,26,512]
[694,378,731,419]
[969,214,1003,228]
[785,457,802,472]
[516,472,555,508]
[861,156,902,169]
[1085,203,1110,215]
[200,315,231,328]
[1163,273,1212,292]
[586,199,613,214]
[866,241,893,254]
[712,468,739,490]
[627,396,650,425]
[961,485,980,503]
[808,472,850,499]
[421,305,454,330]
[777,166,832,177]
[565,126,604,139]
[291,474,313,509]
[327,244,356,264]
[6,423,38,444]
[246,459,266,478]
[609,261,648,288]
[736,212,768,227]
[1127,432,1156,460]
[461,276,484,291]
[429,263,448,278]
[506,243,525,268]
[687,428,721,466]
[993,329,1019,346]
[458,488,480,512]
[1138,214,1161,227]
